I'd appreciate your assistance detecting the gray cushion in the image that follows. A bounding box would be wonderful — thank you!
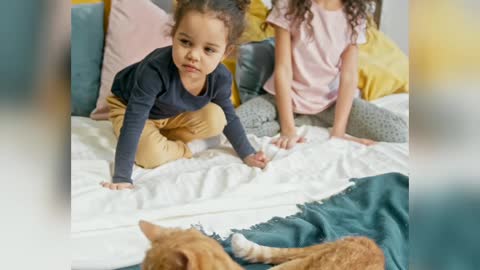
[235,38,275,103]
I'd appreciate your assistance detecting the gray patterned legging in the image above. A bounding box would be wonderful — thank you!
[236,94,408,142]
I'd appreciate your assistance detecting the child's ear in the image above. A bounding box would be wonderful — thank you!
[139,220,164,242]
[222,45,235,61]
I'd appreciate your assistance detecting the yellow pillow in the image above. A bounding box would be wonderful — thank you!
[240,0,275,43]
[358,27,409,101]
[222,58,242,107]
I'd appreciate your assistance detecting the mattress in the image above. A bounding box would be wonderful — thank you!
[71,94,409,270]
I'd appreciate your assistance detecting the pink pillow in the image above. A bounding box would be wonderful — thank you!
[91,0,172,120]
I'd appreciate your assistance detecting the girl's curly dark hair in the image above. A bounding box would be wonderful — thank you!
[264,0,372,43]
[172,0,251,46]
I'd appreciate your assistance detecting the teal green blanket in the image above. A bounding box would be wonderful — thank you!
[119,172,408,270]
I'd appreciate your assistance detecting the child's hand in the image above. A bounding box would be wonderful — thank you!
[271,133,306,149]
[331,134,376,146]
[353,138,376,146]
[100,181,134,190]
[243,151,269,169]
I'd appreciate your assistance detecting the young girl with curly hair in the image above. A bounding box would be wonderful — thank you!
[102,0,269,190]
[237,0,407,149]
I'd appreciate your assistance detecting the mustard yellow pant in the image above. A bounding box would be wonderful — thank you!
[107,96,226,169]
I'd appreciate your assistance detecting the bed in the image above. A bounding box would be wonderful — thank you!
[71,0,408,268]
[71,93,408,270]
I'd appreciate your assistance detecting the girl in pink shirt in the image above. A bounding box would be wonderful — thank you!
[236,0,407,148]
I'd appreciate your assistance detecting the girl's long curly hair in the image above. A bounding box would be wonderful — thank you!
[264,0,373,43]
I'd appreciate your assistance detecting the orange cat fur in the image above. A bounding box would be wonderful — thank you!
[139,220,243,270]
[231,233,385,270]
[139,220,385,270]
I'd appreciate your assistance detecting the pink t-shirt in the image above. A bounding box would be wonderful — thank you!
[263,0,367,114]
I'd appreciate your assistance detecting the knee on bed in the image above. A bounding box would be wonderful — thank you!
[199,103,227,136]
[136,151,170,169]
[135,143,183,169]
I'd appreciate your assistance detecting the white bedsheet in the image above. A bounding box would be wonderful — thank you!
[71,94,409,270]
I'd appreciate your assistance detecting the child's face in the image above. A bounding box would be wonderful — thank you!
[172,10,230,81]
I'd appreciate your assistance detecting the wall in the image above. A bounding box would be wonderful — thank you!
[380,0,409,55]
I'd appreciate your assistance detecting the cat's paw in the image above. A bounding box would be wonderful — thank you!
[231,233,250,258]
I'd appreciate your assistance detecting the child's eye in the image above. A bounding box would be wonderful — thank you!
[179,39,191,46]
[205,47,216,54]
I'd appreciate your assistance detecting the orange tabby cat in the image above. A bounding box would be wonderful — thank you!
[140,220,384,270]
[231,233,385,270]
[139,220,243,270]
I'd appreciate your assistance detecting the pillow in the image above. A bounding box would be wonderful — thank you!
[358,27,409,101]
[239,0,275,43]
[235,38,275,103]
[221,58,242,107]
[72,0,101,4]
[71,3,104,116]
[90,0,172,120]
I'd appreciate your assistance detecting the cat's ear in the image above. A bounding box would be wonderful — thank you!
[139,220,164,242]
[175,249,198,270]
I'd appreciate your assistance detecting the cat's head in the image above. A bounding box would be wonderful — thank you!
[139,220,243,270]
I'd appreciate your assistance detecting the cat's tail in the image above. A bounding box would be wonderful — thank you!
[231,233,314,264]
[231,233,383,266]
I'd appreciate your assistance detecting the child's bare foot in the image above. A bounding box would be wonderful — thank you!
[100,181,134,190]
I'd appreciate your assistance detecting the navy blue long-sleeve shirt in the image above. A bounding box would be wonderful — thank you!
[110,46,255,183]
